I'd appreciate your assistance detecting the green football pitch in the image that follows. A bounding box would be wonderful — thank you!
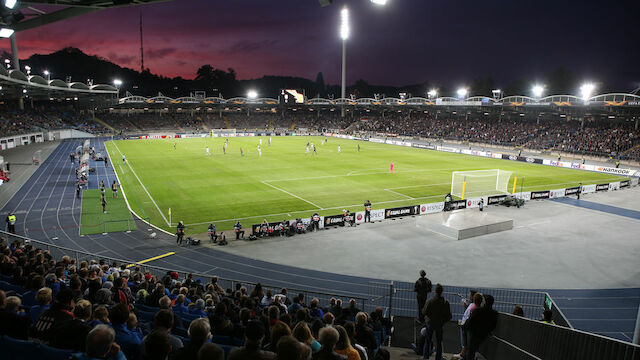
[105,136,625,233]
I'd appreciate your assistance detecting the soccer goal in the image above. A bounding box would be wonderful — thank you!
[451,169,513,199]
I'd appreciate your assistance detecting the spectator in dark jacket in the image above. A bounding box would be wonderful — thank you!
[50,299,92,352]
[422,284,452,360]
[31,287,75,343]
[465,294,498,360]
[313,326,347,360]
[414,270,432,322]
[0,289,31,340]
[354,311,378,358]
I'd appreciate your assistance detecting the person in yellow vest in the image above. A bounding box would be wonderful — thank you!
[6,212,16,233]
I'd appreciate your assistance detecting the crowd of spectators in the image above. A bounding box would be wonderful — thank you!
[0,107,107,136]
[0,236,392,360]
[354,113,639,158]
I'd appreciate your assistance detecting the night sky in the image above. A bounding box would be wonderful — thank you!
[2,0,639,90]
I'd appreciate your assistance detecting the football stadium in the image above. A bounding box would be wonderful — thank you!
[0,0,639,359]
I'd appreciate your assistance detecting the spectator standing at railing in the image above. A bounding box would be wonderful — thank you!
[414,269,432,322]
[453,292,481,360]
[421,284,452,360]
[464,294,498,360]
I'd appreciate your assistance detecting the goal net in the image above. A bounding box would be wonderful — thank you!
[451,169,512,199]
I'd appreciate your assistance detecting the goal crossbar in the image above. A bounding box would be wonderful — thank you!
[451,169,512,199]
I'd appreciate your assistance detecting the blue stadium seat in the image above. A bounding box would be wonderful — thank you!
[173,327,189,338]
[0,335,73,360]
[232,337,244,346]
[212,334,231,345]
[137,310,155,324]
[136,304,159,313]
[220,344,234,359]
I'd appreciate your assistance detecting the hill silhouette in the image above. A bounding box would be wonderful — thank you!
[15,47,431,99]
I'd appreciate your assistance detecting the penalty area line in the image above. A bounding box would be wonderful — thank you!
[261,181,322,209]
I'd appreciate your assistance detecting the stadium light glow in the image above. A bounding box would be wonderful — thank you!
[427,89,438,98]
[532,84,544,98]
[456,88,468,98]
[4,0,17,9]
[370,0,388,5]
[580,83,596,100]
[492,89,502,98]
[113,79,122,86]
[247,90,258,99]
[0,28,14,38]
[340,7,349,41]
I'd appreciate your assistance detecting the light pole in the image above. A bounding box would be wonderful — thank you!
[113,79,122,98]
[532,84,544,99]
[340,7,349,117]
[44,70,50,81]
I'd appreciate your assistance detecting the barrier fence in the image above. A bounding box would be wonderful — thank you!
[480,313,640,360]
[0,229,572,327]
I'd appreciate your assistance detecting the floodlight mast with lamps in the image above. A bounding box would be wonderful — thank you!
[492,89,502,99]
[456,88,468,99]
[370,0,388,5]
[580,83,596,101]
[532,84,544,99]
[4,0,17,9]
[340,7,349,101]
[113,79,122,96]
[0,28,14,38]
[43,70,50,81]
[427,89,437,99]
[247,90,258,99]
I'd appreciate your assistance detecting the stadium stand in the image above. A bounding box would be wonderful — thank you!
[0,236,394,360]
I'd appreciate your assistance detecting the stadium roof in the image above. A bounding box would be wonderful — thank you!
[4,0,173,32]
[0,65,118,99]
[115,93,640,109]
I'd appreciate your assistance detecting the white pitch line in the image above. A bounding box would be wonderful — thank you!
[264,167,480,183]
[111,141,171,227]
[261,181,322,209]
[387,182,451,190]
[184,194,445,226]
[384,188,415,200]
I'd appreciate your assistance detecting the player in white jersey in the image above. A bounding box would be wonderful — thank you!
[268,136,272,146]
[338,145,341,153]
[206,146,210,156]
[260,138,262,145]
[257,145,262,157]
[305,145,310,154]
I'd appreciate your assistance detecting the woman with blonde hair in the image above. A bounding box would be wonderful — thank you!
[334,325,361,360]
[292,321,321,353]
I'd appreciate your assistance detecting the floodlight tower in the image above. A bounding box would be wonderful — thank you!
[340,6,349,100]
[532,84,544,99]
[457,88,468,99]
[580,82,596,103]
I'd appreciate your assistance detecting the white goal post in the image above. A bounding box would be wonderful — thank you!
[451,169,513,199]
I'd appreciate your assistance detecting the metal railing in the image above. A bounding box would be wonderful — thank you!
[0,229,568,326]
[480,313,640,360]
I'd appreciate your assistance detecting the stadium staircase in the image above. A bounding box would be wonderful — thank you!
[92,116,116,132]
[289,118,296,131]
[224,117,231,129]
[269,118,274,130]
[344,120,360,133]
[170,115,185,132]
